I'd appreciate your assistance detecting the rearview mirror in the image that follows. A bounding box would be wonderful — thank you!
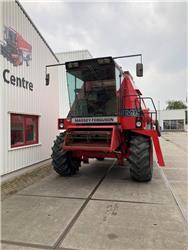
[136,63,143,77]
[45,73,50,85]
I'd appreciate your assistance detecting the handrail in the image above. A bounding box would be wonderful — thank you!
[119,94,158,130]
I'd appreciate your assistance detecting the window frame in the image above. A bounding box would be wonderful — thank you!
[10,113,39,148]
[163,119,184,131]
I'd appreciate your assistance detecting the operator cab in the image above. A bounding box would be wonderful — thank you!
[65,57,122,120]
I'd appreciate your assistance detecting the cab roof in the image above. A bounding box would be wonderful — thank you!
[65,56,122,81]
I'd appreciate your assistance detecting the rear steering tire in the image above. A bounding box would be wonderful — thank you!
[128,134,153,182]
[51,132,81,176]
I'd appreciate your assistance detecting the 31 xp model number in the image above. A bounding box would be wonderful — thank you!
[121,109,140,117]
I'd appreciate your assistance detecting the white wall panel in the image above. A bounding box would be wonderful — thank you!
[1,1,59,175]
[56,50,92,117]
[0,1,4,175]
[158,109,186,130]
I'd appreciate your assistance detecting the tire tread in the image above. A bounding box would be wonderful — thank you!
[51,132,80,176]
[128,134,153,182]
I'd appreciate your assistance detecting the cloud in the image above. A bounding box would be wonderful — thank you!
[20,1,187,108]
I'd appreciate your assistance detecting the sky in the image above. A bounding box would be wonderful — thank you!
[20,0,187,109]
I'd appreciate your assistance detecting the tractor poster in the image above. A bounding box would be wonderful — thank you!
[0,26,32,67]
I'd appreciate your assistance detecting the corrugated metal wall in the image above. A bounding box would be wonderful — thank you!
[0,1,59,175]
[0,2,3,175]
[56,50,92,117]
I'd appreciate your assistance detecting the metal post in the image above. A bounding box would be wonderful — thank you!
[158,100,161,129]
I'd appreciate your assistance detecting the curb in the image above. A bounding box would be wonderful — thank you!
[1,161,53,200]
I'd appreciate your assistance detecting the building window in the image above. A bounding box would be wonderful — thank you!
[163,119,184,131]
[11,114,38,148]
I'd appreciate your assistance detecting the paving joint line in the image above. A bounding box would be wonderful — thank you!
[91,197,165,205]
[16,193,86,201]
[1,240,53,249]
[53,160,117,249]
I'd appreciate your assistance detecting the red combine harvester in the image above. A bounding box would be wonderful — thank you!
[47,55,164,182]
[0,26,32,66]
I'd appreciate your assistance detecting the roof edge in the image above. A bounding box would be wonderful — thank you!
[56,49,93,58]
[16,0,59,63]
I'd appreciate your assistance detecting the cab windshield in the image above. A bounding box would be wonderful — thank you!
[66,57,120,117]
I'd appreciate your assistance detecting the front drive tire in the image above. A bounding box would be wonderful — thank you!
[51,132,81,176]
[128,134,153,182]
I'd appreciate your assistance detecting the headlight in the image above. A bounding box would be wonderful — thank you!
[136,120,142,128]
[58,119,64,129]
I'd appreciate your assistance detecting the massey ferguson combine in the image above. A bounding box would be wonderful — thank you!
[48,55,164,182]
[0,26,32,66]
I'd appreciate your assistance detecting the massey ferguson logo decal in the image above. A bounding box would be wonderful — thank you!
[72,117,118,124]
[0,26,32,67]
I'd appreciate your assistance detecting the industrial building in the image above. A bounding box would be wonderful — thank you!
[158,109,187,131]
[0,1,92,177]
[0,0,59,176]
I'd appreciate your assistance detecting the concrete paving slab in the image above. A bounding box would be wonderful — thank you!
[162,149,187,157]
[62,200,188,250]
[164,160,188,169]
[163,169,188,182]
[164,155,187,161]
[162,145,186,153]
[164,156,181,161]
[93,167,174,204]
[170,181,188,194]
[18,160,112,199]
[176,193,188,209]
[170,182,188,208]
[2,195,84,246]
[162,133,188,152]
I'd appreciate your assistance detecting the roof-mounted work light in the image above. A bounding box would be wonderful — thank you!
[97,57,112,65]
[67,61,79,69]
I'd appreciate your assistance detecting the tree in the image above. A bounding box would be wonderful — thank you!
[166,100,187,110]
